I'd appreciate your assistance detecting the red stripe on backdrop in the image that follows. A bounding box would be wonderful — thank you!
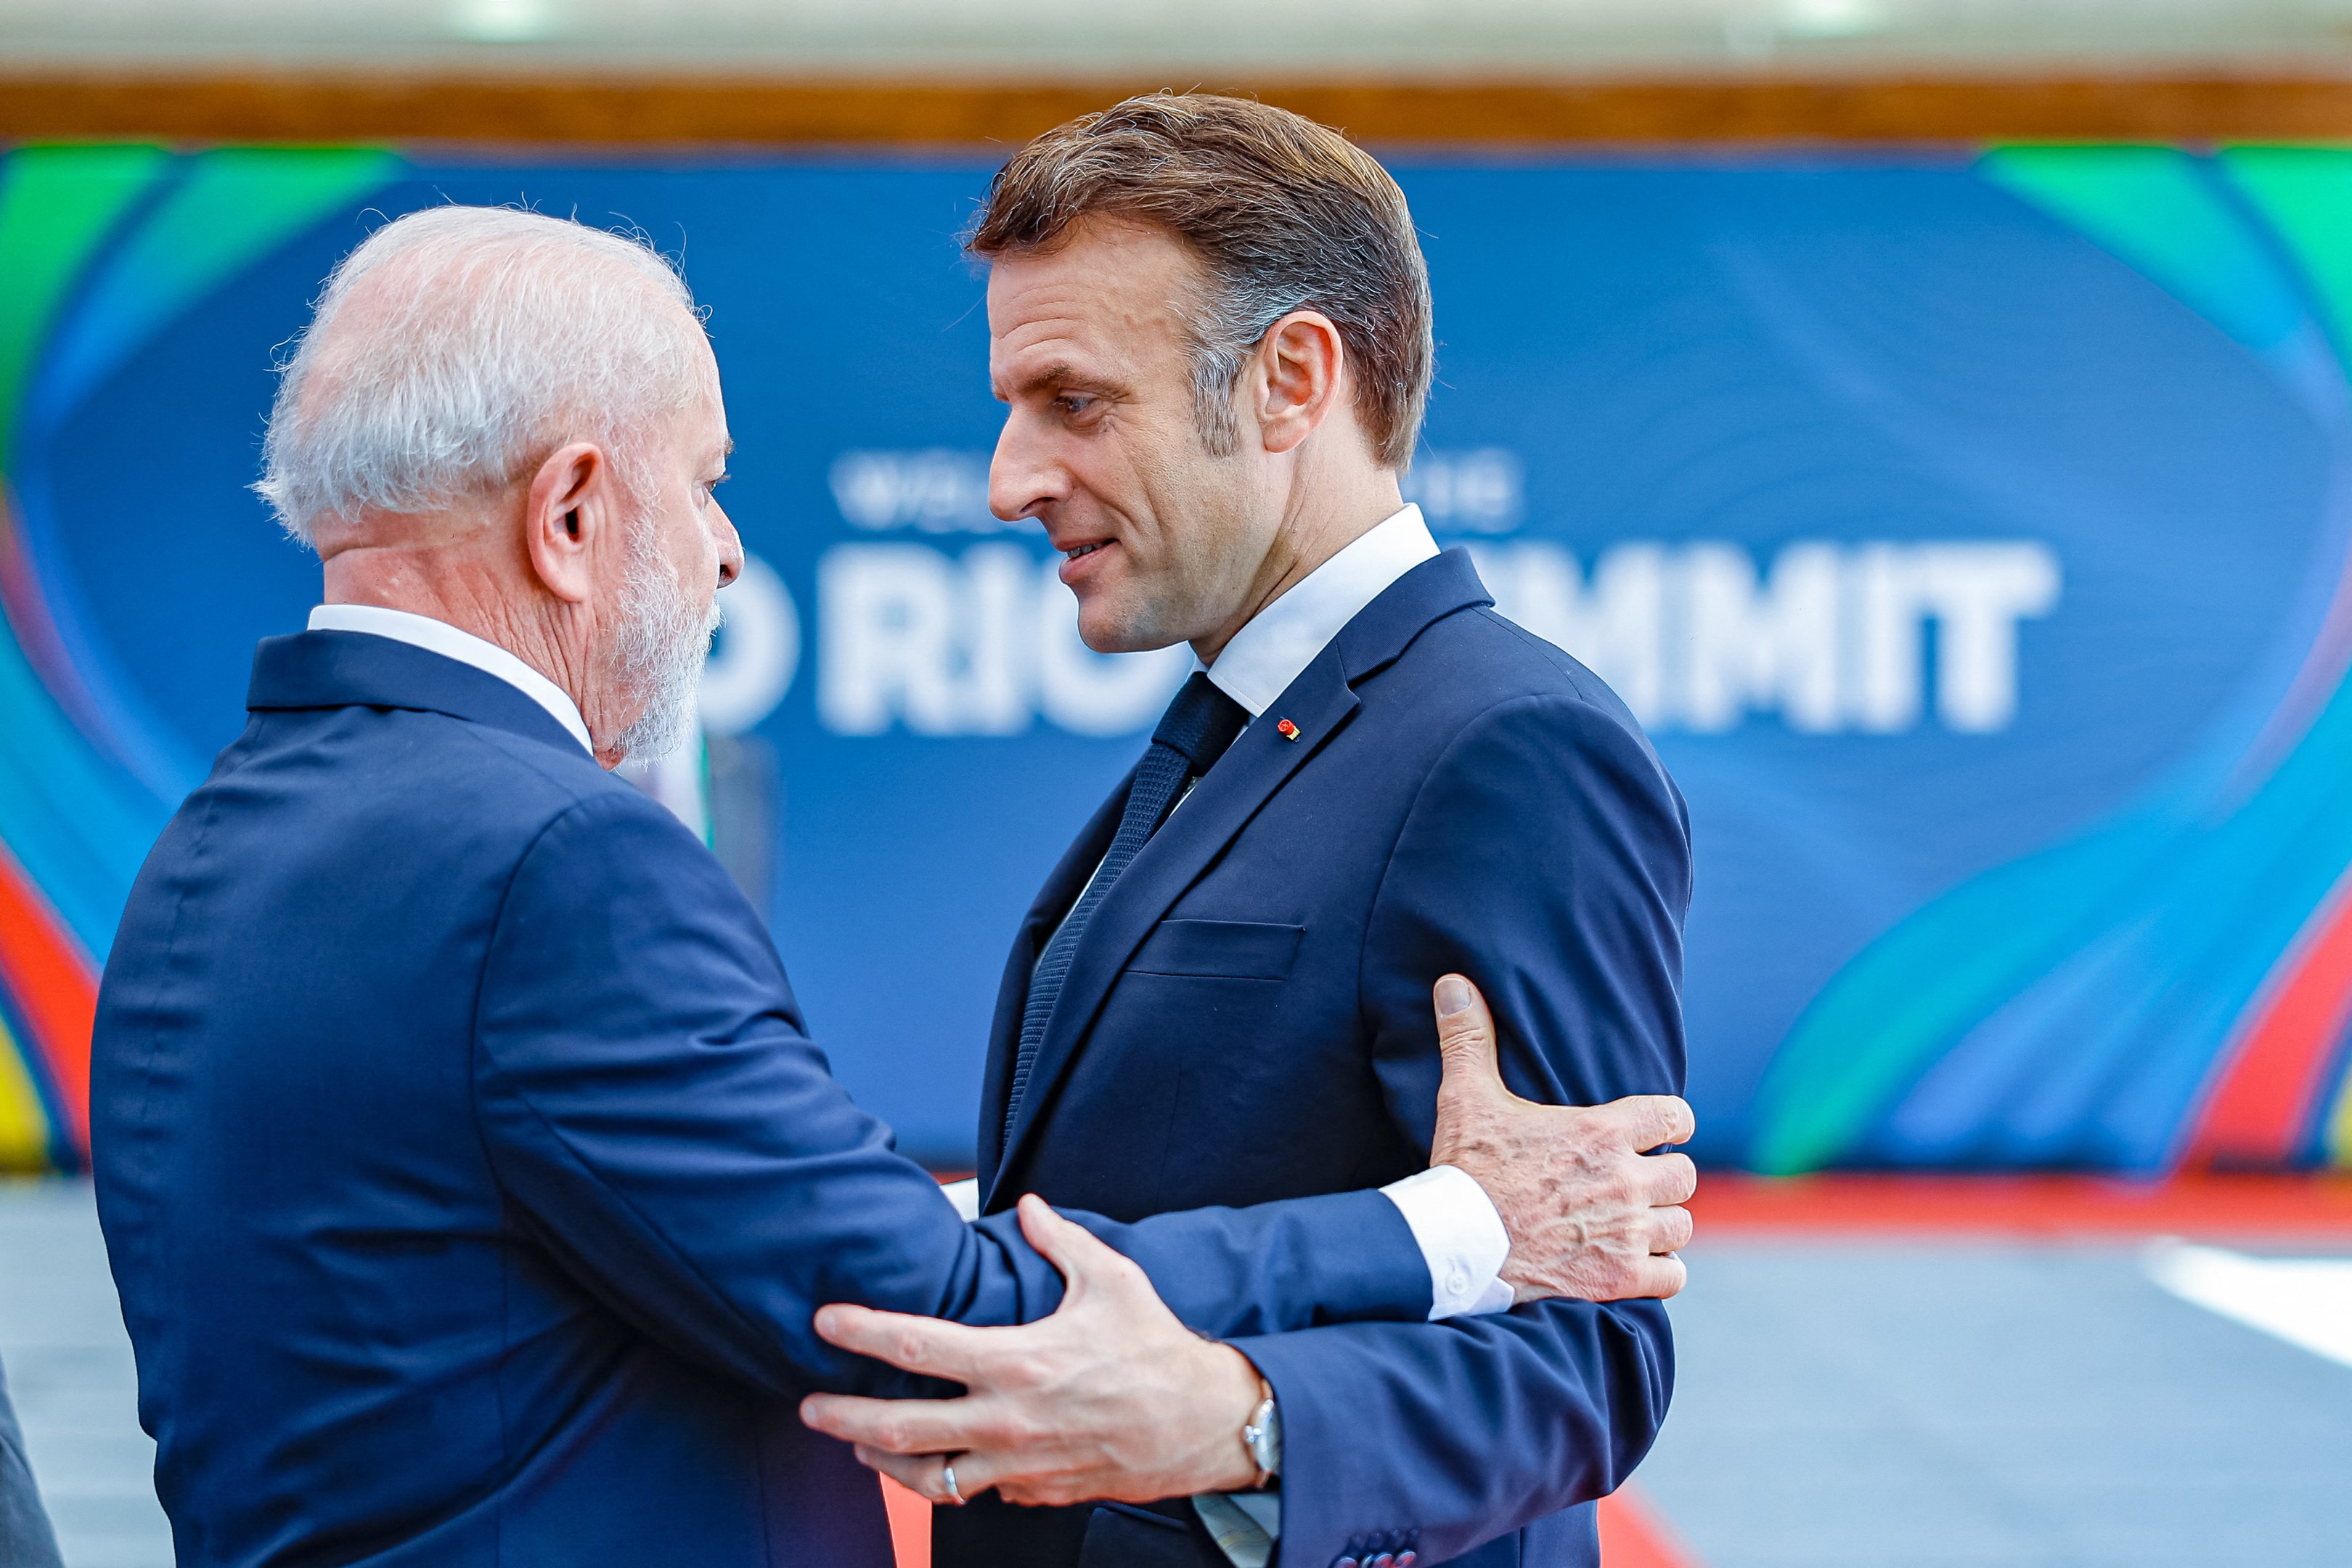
[0,837,98,1157]
[2184,870,2352,1166]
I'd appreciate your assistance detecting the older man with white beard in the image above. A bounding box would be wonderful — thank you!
[87,206,1696,1568]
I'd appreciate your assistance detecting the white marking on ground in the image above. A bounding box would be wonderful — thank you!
[2144,1240,2352,1371]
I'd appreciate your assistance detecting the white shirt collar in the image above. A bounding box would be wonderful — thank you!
[1204,504,1441,718]
[306,603,595,756]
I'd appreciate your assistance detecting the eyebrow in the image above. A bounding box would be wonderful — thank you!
[998,362,1127,404]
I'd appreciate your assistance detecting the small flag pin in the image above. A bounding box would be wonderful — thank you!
[1275,718,1302,742]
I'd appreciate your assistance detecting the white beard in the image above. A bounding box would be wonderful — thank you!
[609,521,720,762]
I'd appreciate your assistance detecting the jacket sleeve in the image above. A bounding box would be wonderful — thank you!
[470,788,1430,1401]
[1230,680,1693,1567]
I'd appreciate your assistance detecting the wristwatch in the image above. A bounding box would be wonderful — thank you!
[1241,1379,1283,1487]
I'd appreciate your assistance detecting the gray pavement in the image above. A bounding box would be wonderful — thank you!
[2,1183,2348,1568]
[1640,1239,2352,1568]
[0,1180,168,1568]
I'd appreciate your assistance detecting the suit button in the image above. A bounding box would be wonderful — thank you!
[1395,1556,1416,1567]
[1332,1559,1358,1568]
[1371,1556,1396,1567]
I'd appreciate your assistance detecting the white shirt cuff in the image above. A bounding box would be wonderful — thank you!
[941,1177,981,1222]
[1379,1164,1514,1320]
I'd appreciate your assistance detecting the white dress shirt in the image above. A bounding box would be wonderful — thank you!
[1198,501,1441,719]
[307,603,593,756]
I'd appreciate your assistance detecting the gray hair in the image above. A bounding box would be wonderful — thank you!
[256,205,711,545]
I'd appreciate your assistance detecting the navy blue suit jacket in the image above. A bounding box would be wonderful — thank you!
[941,552,1691,1568]
[90,631,1440,1568]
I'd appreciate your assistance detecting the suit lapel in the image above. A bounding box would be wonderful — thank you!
[989,660,1360,1196]
[985,548,1496,1201]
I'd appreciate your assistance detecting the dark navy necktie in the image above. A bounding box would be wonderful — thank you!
[1003,672,1251,1146]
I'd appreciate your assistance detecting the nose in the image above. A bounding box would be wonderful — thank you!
[989,409,1067,524]
[711,501,744,588]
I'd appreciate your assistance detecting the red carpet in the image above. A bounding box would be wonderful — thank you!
[884,1477,931,1568]
[1597,1486,1700,1567]
[885,1478,1700,1566]
[1689,1172,2352,1241]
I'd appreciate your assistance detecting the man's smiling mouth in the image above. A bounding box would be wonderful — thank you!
[1064,542,1109,560]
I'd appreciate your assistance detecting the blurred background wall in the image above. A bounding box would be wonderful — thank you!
[7,0,2352,1178]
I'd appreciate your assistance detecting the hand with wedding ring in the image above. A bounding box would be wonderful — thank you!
[799,1194,1266,1508]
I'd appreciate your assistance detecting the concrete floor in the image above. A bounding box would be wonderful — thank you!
[3,1180,2348,1568]
[0,1182,168,1568]
[1637,1239,2352,1568]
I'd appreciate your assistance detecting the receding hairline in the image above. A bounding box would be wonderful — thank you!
[981,218,1214,396]
[257,205,723,541]
[963,93,1433,468]
[315,219,702,343]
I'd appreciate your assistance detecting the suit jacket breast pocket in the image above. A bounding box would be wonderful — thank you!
[1127,919,1304,980]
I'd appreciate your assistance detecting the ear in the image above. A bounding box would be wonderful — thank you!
[1252,310,1348,457]
[523,441,615,605]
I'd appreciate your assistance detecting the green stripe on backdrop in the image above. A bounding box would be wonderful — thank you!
[0,144,170,470]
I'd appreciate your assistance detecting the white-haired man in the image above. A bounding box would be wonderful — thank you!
[88,206,1696,1568]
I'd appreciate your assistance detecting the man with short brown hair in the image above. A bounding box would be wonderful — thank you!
[802,94,1694,1568]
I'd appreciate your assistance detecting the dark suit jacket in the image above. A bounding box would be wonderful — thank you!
[940,550,1691,1568]
[89,631,1437,1568]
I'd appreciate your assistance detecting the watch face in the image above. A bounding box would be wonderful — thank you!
[1248,1397,1283,1476]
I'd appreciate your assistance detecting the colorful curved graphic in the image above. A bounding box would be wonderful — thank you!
[0,144,396,1169]
[1749,145,2352,1175]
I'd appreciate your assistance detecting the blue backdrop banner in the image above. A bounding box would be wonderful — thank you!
[2,144,2350,1174]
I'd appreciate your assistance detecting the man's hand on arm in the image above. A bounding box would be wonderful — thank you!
[798,976,1696,1508]
[799,1194,1265,1507]
[1426,973,1697,1303]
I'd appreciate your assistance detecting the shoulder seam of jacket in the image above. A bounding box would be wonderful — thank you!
[1354,686,1585,1074]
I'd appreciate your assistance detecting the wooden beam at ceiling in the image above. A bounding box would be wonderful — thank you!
[5,72,2352,145]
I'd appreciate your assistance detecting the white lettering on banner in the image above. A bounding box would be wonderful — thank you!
[697,554,799,738]
[1915,544,2065,732]
[831,448,1529,539]
[818,543,1189,736]
[1683,542,1842,734]
[710,539,2057,742]
[1400,449,1524,533]
[760,449,2059,742]
[821,544,955,733]
[829,450,1027,534]
[1473,541,2061,735]
[1495,542,1668,721]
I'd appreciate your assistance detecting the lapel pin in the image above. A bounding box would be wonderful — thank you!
[1275,718,1302,742]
